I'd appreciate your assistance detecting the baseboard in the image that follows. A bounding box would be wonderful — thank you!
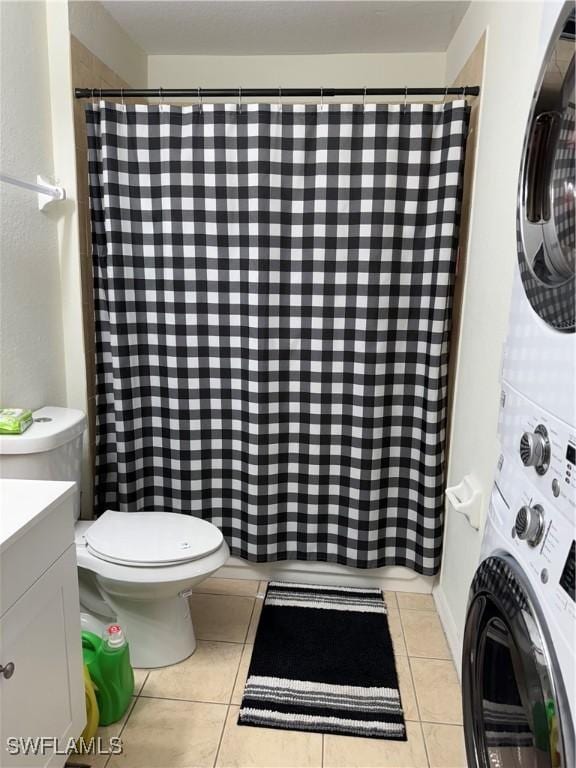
[433,584,462,677]
[218,556,435,593]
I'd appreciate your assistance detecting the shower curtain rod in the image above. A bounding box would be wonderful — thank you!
[75,85,480,100]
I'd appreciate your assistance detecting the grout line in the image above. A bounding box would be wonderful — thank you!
[419,719,464,727]
[321,733,324,768]
[196,637,251,646]
[195,592,260,598]
[228,642,248,706]
[137,693,233,705]
[212,704,231,768]
[117,696,139,736]
[416,720,431,768]
[134,670,149,695]
[242,597,259,644]
[399,618,423,723]
[398,607,437,613]
[393,600,432,767]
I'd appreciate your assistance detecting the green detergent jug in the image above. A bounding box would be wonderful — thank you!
[82,624,135,726]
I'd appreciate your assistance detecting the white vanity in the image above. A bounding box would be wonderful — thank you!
[0,480,85,767]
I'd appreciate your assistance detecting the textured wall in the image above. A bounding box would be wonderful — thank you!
[0,0,66,409]
[68,0,147,87]
[436,0,561,664]
[148,52,446,97]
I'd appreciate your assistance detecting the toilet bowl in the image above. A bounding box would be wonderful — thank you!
[76,511,230,667]
[0,407,230,668]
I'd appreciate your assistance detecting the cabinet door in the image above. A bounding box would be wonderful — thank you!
[0,546,85,768]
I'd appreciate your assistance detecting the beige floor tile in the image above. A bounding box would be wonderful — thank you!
[231,643,254,705]
[190,593,255,643]
[141,641,243,703]
[79,698,136,768]
[410,658,463,725]
[245,597,263,643]
[401,611,451,659]
[215,705,322,768]
[108,698,227,768]
[132,668,149,695]
[395,654,419,722]
[422,722,467,767]
[387,608,407,656]
[384,591,398,611]
[397,593,436,612]
[323,720,428,768]
[195,577,261,597]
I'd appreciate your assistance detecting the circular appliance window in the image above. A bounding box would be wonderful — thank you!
[517,8,575,332]
[462,555,573,768]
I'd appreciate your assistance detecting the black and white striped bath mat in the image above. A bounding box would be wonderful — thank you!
[238,582,406,740]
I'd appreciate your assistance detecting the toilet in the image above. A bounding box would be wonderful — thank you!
[0,407,230,668]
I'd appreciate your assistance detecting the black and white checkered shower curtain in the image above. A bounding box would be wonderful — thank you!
[87,100,469,575]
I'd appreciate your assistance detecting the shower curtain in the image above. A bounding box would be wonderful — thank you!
[86,100,469,575]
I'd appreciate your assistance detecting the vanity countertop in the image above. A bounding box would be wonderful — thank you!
[0,478,76,553]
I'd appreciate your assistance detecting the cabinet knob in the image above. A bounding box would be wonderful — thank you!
[0,662,15,679]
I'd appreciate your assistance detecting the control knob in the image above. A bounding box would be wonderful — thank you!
[514,504,545,547]
[519,425,550,475]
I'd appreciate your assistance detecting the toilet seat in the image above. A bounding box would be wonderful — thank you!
[85,510,224,567]
[75,519,230,586]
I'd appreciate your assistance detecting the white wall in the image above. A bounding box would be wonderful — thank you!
[45,0,92,515]
[0,0,67,409]
[435,0,561,665]
[148,52,446,96]
[69,0,147,86]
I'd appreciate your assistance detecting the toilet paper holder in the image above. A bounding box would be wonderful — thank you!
[445,475,482,530]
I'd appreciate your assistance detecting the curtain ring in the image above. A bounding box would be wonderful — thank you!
[99,88,103,103]
[404,86,408,106]
[198,86,202,104]
[278,85,282,102]
[321,87,324,107]
[363,86,367,107]
[443,87,448,104]
[121,88,125,105]
[238,86,242,111]
[159,87,164,104]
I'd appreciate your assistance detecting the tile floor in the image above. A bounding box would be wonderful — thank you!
[79,579,466,768]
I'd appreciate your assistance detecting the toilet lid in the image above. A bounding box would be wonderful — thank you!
[85,511,224,567]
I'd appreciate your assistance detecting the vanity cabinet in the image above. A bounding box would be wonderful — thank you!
[0,480,85,767]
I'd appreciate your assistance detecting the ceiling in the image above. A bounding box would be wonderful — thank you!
[100,1,470,56]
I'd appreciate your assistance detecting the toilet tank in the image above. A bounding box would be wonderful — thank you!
[0,407,86,519]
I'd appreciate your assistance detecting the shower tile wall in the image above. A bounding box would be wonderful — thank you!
[70,35,133,477]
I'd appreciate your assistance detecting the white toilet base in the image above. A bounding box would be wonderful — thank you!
[97,593,197,668]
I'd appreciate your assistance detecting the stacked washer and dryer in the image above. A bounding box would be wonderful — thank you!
[462,4,575,768]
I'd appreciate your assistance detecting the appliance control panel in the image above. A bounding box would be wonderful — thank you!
[510,485,576,629]
[498,381,576,521]
[489,483,576,642]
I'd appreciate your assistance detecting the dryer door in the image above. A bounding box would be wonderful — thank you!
[517,4,575,332]
[462,555,573,768]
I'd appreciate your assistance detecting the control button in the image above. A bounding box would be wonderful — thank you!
[519,425,551,475]
[541,569,549,584]
[514,504,545,547]
[552,478,560,497]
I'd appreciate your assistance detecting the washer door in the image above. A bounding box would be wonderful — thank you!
[462,555,572,768]
[517,5,575,332]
